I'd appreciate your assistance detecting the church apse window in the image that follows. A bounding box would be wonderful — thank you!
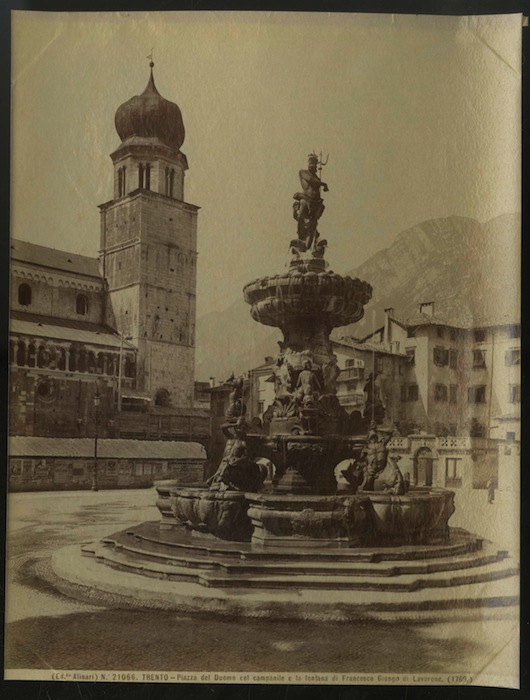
[76,294,89,315]
[78,349,87,373]
[87,352,96,374]
[56,348,66,371]
[18,283,32,306]
[27,343,36,368]
[15,340,26,366]
[37,345,51,369]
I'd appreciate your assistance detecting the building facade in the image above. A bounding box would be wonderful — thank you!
[232,300,520,493]
[9,65,209,454]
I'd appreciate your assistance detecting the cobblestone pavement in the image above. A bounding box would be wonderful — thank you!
[4,487,519,683]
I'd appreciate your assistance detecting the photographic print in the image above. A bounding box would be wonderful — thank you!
[5,10,521,688]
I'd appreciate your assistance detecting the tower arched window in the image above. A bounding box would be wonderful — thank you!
[145,163,151,190]
[165,167,175,197]
[118,166,127,196]
[18,283,32,306]
[76,294,89,315]
[138,163,144,189]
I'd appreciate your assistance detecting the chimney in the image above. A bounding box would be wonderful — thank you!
[384,307,394,345]
[209,377,216,388]
[419,301,434,317]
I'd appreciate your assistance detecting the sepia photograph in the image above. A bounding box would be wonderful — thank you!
[5,10,521,688]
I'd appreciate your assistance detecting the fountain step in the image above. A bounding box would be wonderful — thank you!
[119,521,485,563]
[99,530,508,579]
[87,539,518,592]
[52,542,520,620]
[198,559,519,591]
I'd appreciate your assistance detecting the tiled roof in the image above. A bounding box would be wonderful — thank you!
[9,436,206,460]
[397,312,450,327]
[11,239,100,278]
[10,311,135,350]
[334,335,408,357]
[394,311,519,330]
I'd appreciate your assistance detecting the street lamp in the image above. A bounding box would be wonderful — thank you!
[92,389,101,492]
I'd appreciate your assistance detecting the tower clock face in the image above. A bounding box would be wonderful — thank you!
[35,378,58,403]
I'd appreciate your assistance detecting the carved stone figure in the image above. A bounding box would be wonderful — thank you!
[292,154,329,251]
[295,360,321,405]
[334,458,365,494]
[363,371,385,424]
[322,356,340,395]
[274,357,295,397]
[207,418,265,492]
[373,455,407,495]
[225,375,246,418]
[360,424,392,491]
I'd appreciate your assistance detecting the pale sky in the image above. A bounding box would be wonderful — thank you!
[11,11,521,317]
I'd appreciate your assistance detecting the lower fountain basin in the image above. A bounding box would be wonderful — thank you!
[170,486,252,541]
[246,492,373,548]
[160,484,456,548]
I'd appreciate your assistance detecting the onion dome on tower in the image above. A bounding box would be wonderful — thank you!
[114,62,185,153]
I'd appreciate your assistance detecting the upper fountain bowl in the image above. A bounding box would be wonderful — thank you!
[243,269,372,329]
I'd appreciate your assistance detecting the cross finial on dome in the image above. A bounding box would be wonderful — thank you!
[147,49,154,69]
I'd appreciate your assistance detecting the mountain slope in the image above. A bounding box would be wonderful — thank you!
[342,213,520,338]
[195,213,520,380]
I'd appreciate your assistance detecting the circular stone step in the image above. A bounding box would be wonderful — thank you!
[49,520,519,621]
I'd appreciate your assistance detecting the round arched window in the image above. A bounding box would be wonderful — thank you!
[18,283,32,306]
[155,389,170,407]
[76,294,89,315]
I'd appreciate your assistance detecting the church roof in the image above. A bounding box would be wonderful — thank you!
[10,311,134,350]
[11,239,100,278]
[9,436,206,460]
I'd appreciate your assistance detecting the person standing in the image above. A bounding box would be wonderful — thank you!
[486,478,495,504]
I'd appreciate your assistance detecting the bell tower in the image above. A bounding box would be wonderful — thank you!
[99,62,199,406]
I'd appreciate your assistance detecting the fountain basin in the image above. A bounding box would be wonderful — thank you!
[246,492,373,548]
[366,488,455,545]
[161,484,455,549]
[243,270,372,329]
[169,487,252,542]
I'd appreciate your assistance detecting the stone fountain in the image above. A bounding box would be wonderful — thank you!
[55,155,517,619]
[158,153,455,548]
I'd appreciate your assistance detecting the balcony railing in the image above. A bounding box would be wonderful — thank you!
[388,437,410,450]
[437,436,491,450]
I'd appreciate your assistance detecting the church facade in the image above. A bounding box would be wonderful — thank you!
[9,65,209,448]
